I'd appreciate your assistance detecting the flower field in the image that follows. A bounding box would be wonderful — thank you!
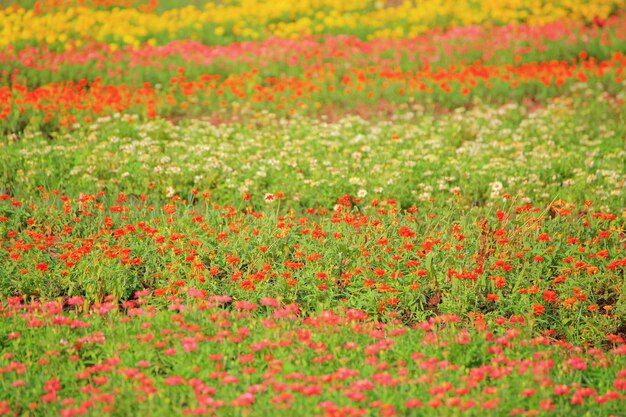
[1,1,626,416]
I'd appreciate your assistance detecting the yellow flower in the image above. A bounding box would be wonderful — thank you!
[0,0,624,48]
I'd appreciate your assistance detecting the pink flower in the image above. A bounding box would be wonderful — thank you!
[67,296,84,306]
[405,399,422,409]
[164,376,185,386]
[232,392,255,407]
[260,297,279,307]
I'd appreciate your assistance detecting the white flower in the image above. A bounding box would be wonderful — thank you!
[349,177,366,186]
[357,189,367,198]
[490,181,503,192]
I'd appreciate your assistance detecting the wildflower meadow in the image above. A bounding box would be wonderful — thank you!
[0,1,625,416]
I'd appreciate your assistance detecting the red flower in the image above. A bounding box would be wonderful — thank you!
[542,290,558,303]
[533,304,545,315]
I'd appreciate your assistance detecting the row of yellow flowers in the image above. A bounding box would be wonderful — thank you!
[1,0,624,48]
